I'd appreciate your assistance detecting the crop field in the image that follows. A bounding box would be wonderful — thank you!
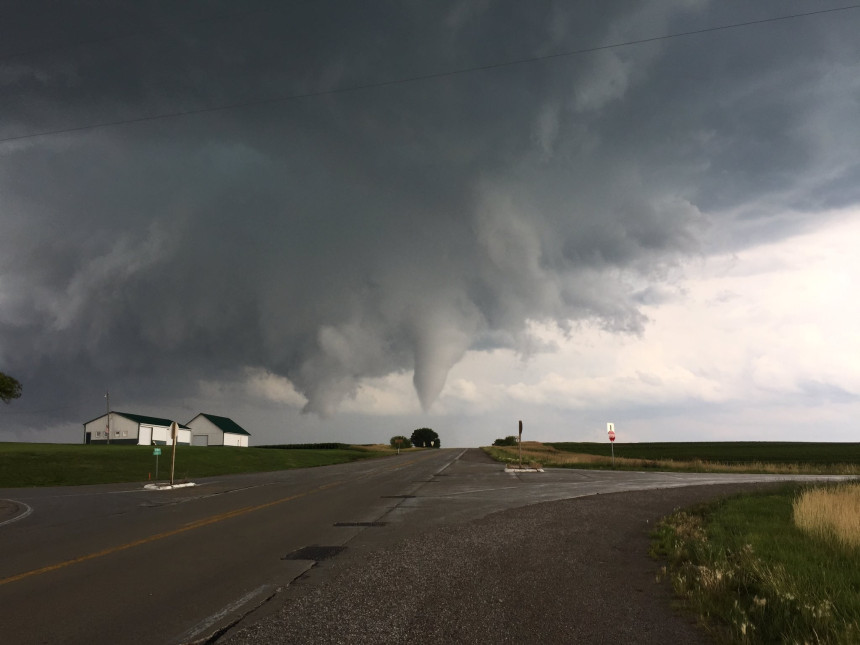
[486,441,860,474]
[548,441,860,464]
[0,442,392,488]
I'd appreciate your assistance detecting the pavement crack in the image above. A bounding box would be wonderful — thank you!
[193,587,282,645]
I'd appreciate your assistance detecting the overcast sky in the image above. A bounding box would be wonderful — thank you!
[1,1,858,446]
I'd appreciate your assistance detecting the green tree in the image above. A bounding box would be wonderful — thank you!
[0,372,22,404]
[410,427,439,448]
[389,435,411,449]
[493,436,518,447]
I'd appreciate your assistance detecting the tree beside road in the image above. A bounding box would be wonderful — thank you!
[410,427,440,448]
[0,371,22,404]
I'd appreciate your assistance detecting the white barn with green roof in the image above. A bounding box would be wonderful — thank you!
[186,413,250,447]
[83,412,191,445]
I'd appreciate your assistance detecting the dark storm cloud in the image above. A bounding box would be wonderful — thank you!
[2,1,859,431]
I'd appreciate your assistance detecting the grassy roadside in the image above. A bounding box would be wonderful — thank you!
[0,442,394,487]
[651,484,860,643]
[483,442,860,475]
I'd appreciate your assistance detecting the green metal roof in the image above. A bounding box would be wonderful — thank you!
[82,411,189,429]
[120,412,192,429]
[197,413,251,436]
[117,412,190,428]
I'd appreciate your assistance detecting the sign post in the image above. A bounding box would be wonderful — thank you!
[395,437,402,455]
[518,420,523,468]
[169,422,178,486]
[153,447,162,481]
[607,423,616,467]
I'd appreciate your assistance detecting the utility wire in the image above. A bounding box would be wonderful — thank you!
[1,3,858,145]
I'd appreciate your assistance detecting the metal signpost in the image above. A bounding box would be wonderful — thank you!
[153,447,161,481]
[607,422,616,467]
[518,420,523,468]
[395,437,402,455]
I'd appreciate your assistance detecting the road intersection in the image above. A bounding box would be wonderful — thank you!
[0,449,852,644]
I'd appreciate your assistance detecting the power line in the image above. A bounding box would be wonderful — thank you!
[1,4,858,145]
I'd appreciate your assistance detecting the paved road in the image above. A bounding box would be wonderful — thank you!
[0,449,852,644]
[221,450,855,644]
[0,450,459,644]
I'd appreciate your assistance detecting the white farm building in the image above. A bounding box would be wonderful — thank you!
[186,413,251,447]
[83,412,191,445]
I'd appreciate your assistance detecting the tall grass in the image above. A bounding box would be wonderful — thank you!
[794,483,860,549]
[652,485,860,643]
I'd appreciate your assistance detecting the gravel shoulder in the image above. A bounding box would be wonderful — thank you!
[223,480,778,644]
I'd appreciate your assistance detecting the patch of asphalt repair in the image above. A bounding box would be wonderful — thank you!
[218,480,782,644]
[283,546,347,561]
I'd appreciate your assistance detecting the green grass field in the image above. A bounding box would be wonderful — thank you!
[0,442,391,487]
[652,484,860,643]
[547,441,860,465]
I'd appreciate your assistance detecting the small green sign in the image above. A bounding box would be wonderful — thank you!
[153,448,162,456]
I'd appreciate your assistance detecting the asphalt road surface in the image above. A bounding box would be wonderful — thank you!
[0,449,852,644]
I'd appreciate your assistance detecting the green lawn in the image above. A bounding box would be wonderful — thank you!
[548,441,860,466]
[652,485,860,643]
[0,442,391,487]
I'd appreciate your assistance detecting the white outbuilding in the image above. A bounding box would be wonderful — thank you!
[186,413,251,447]
[83,412,191,445]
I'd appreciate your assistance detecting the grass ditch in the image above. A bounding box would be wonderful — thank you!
[483,442,860,475]
[0,442,394,487]
[651,483,860,643]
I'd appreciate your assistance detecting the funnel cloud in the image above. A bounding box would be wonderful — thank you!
[2,1,859,443]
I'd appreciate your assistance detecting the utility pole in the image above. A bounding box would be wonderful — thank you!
[105,390,110,445]
[170,422,178,486]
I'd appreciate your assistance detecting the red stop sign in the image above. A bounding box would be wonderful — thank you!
[608,430,616,442]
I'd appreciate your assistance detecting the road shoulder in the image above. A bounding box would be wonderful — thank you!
[222,483,776,644]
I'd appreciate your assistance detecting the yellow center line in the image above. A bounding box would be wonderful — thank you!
[0,480,346,587]
[1,451,452,587]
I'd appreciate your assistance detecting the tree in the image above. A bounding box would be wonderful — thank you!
[493,436,518,447]
[389,435,411,449]
[410,427,439,448]
[0,372,22,404]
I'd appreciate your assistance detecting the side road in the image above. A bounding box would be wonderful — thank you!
[223,479,778,644]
